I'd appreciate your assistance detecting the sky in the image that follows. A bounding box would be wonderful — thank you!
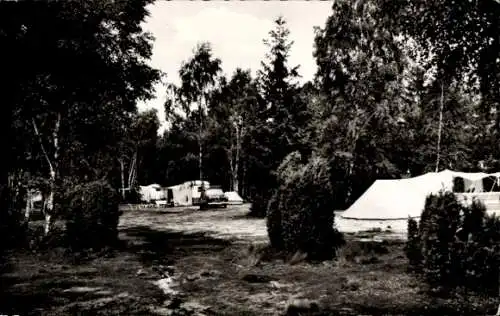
[137,1,334,133]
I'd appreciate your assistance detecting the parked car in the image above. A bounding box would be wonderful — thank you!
[199,186,228,209]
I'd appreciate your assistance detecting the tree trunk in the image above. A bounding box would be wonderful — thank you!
[25,189,33,221]
[119,158,125,199]
[128,151,137,189]
[45,171,55,235]
[45,112,61,235]
[234,122,240,193]
[199,139,203,181]
[32,113,60,236]
[199,98,203,181]
[228,143,234,190]
[436,81,444,172]
[241,160,246,198]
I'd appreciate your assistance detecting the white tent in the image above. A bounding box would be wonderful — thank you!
[341,169,500,220]
[168,183,192,206]
[139,184,165,202]
[340,178,436,220]
[167,180,210,206]
[224,191,244,205]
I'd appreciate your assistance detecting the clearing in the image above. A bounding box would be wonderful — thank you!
[0,204,498,315]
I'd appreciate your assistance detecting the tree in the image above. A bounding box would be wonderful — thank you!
[0,0,160,235]
[313,0,413,205]
[207,68,262,194]
[118,109,160,199]
[157,113,200,186]
[388,0,500,160]
[132,109,160,186]
[175,43,222,183]
[250,16,305,216]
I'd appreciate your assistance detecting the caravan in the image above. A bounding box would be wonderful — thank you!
[167,180,210,206]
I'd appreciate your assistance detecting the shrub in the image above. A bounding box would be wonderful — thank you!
[64,180,121,251]
[266,152,344,260]
[124,185,141,203]
[249,192,270,218]
[266,190,283,250]
[405,217,422,270]
[407,191,500,293]
[0,185,27,254]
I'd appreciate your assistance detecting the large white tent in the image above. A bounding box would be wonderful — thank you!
[341,169,500,220]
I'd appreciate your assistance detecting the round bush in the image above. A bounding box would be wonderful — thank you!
[408,191,500,293]
[267,153,344,260]
[64,180,121,251]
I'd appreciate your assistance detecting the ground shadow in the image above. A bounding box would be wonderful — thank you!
[121,225,232,265]
[0,226,231,315]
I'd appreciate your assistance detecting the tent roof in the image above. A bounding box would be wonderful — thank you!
[341,169,500,220]
[341,179,429,220]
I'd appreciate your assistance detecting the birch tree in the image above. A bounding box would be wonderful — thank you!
[176,43,222,183]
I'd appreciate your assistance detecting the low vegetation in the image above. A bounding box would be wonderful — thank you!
[267,152,344,260]
[64,180,122,251]
[406,191,500,293]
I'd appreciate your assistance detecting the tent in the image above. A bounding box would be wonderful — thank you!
[224,191,244,205]
[167,180,210,206]
[139,184,165,202]
[340,178,436,220]
[341,169,500,220]
[168,183,192,206]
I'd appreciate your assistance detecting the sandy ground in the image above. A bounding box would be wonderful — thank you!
[120,204,269,242]
[119,204,408,242]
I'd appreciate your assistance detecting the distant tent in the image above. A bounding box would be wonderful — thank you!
[168,183,192,206]
[341,169,500,220]
[139,184,165,202]
[167,180,210,206]
[224,191,244,205]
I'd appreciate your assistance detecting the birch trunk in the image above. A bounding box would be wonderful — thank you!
[45,112,61,235]
[229,140,234,190]
[233,123,240,193]
[241,161,246,198]
[119,158,125,199]
[25,189,33,221]
[45,170,55,235]
[128,151,137,189]
[199,96,204,181]
[435,81,444,172]
[32,113,60,236]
